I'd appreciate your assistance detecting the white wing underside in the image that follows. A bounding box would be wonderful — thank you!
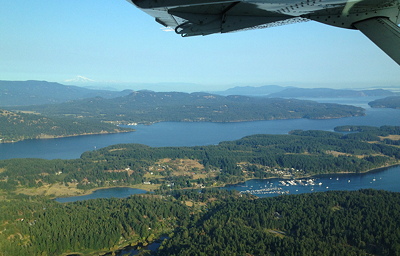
[126,0,400,64]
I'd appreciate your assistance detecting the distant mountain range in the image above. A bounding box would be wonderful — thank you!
[0,80,133,107]
[1,81,397,108]
[212,86,397,98]
[267,88,397,98]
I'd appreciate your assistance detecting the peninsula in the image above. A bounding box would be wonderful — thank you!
[0,109,133,143]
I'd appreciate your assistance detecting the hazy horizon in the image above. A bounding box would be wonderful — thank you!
[2,78,400,94]
[1,1,399,93]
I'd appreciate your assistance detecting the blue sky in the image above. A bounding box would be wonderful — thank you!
[1,0,399,92]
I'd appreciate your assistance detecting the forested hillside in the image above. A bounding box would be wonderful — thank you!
[0,193,191,256]
[0,109,133,143]
[159,189,400,256]
[0,189,399,255]
[0,126,399,194]
[268,88,395,98]
[15,91,365,123]
[368,96,400,109]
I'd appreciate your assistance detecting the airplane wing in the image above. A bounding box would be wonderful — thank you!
[126,0,400,65]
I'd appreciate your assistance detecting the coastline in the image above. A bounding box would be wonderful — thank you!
[0,129,134,144]
[122,112,365,125]
[213,161,400,190]
[29,161,399,200]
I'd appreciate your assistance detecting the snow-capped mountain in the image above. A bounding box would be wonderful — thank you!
[64,76,95,83]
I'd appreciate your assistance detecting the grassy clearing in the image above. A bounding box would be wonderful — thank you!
[157,158,204,175]
[379,135,400,141]
[15,183,86,197]
[129,183,161,191]
[325,150,350,157]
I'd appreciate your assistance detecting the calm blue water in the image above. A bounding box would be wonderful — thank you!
[55,165,400,203]
[55,187,148,203]
[1,98,400,160]
[223,165,400,197]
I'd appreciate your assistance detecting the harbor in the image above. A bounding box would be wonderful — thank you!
[223,165,398,197]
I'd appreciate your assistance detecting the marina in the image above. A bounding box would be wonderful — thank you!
[223,165,400,197]
[239,186,289,196]
[52,164,400,202]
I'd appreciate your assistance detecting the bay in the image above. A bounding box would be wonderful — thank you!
[223,165,400,197]
[55,165,400,203]
[1,98,400,160]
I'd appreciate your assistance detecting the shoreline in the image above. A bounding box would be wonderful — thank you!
[0,129,134,144]
[222,162,400,187]
[39,162,400,200]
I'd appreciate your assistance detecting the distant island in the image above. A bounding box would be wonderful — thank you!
[368,96,400,109]
[211,85,397,98]
[266,87,396,98]
[0,109,133,143]
[14,90,365,124]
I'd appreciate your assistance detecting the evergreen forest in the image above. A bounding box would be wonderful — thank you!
[0,189,399,255]
[0,109,133,143]
[159,189,400,256]
[14,91,365,123]
[368,96,400,109]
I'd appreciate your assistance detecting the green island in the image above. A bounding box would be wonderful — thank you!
[0,125,400,255]
[14,91,365,123]
[2,91,365,143]
[368,96,400,109]
[0,109,133,143]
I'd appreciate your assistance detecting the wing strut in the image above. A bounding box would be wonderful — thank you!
[354,17,400,65]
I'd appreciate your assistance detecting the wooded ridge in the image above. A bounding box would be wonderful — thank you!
[13,91,365,123]
[0,109,133,143]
